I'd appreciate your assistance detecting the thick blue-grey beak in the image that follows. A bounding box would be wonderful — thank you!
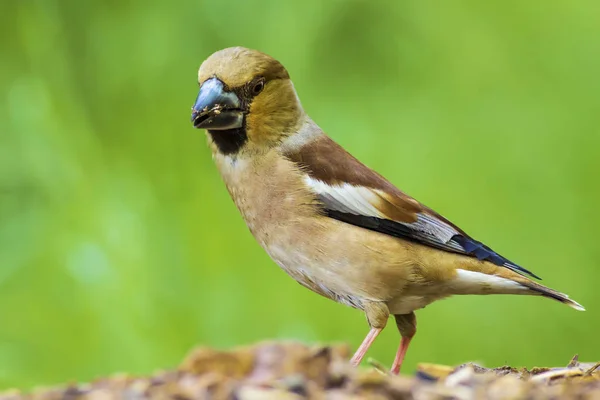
[191,77,243,130]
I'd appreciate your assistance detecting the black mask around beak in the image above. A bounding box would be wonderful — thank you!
[191,78,243,130]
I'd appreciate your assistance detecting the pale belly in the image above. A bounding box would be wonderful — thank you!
[264,242,367,310]
[262,233,452,316]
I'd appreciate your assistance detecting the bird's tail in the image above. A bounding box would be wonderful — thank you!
[514,278,585,311]
[465,264,587,311]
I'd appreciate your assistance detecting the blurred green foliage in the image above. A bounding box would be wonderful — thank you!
[1,0,599,390]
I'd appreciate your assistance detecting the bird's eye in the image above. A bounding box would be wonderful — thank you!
[252,80,264,95]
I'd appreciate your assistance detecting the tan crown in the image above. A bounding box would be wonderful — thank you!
[198,47,289,88]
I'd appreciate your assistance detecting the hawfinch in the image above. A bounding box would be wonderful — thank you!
[190,47,584,374]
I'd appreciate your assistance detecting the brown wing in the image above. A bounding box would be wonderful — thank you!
[284,135,540,279]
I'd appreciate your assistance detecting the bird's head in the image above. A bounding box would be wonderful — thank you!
[191,47,304,155]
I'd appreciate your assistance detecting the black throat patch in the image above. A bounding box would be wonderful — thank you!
[208,126,248,155]
[207,86,250,155]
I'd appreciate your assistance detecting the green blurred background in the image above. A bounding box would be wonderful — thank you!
[1,0,599,390]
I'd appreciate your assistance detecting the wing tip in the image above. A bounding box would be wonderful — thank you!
[452,235,542,280]
[504,262,542,280]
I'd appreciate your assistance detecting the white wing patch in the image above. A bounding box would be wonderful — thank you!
[304,176,385,218]
[304,176,461,246]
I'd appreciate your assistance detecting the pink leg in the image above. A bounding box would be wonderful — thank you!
[391,312,417,375]
[350,327,382,366]
[390,334,414,374]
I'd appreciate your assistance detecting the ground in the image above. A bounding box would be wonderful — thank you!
[1,342,598,399]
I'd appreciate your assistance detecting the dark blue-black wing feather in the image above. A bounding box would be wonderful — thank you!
[326,209,541,280]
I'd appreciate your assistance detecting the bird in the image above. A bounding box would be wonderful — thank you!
[190,47,584,374]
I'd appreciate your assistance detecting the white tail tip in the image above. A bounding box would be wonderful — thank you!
[568,299,586,312]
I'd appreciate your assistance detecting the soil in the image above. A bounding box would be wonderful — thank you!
[1,341,598,399]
